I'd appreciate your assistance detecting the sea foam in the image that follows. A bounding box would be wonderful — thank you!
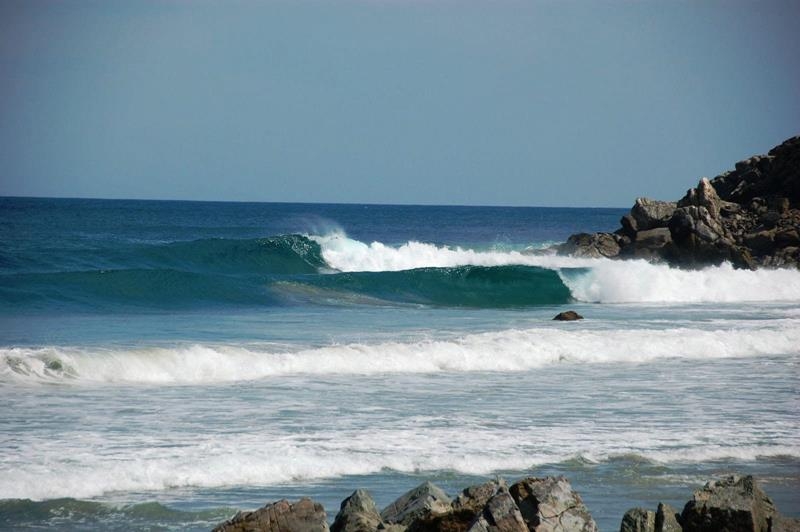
[3,324,798,384]
[311,232,800,303]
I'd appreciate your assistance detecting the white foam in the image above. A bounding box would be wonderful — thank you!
[310,232,800,303]
[2,421,797,500]
[3,323,798,384]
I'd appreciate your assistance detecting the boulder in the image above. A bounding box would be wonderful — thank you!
[454,480,509,514]
[631,198,677,231]
[620,508,655,532]
[332,490,383,532]
[553,311,583,321]
[681,475,776,532]
[467,491,528,532]
[678,178,723,218]
[655,503,681,532]
[381,482,452,526]
[509,476,597,532]
[213,498,329,532]
[558,232,621,259]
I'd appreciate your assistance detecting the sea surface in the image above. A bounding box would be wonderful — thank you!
[1,197,799,531]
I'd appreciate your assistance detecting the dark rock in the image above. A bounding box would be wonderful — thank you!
[213,498,329,532]
[620,214,639,238]
[558,232,621,259]
[332,490,383,532]
[381,482,452,526]
[467,491,528,532]
[655,503,681,532]
[681,475,776,532]
[509,476,597,532]
[631,198,677,231]
[743,230,775,255]
[454,480,508,514]
[559,135,800,269]
[620,508,655,532]
[553,311,583,321]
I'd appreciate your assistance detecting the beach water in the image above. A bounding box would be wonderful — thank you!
[1,197,798,531]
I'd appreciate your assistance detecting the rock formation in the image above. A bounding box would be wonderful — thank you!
[211,475,800,532]
[212,497,329,532]
[558,136,800,269]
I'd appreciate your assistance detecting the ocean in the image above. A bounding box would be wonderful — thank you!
[1,197,798,531]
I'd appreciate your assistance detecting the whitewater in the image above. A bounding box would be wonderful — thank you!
[1,198,798,531]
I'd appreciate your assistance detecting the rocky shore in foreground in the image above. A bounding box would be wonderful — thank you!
[211,474,799,532]
[557,136,800,269]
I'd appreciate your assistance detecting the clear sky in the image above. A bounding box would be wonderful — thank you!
[1,0,798,207]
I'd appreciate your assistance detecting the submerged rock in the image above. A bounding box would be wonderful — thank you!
[553,311,583,321]
[212,498,329,532]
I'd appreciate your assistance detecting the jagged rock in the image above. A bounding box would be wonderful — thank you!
[655,503,681,532]
[467,491,528,532]
[332,490,383,532]
[679,178,723,218]
[509,476,597,532]
[454,480,509,513]
[558,232,621,259]
[381,482,452,526]
[620,508,655,532]
[559,135,800,269]
[631,198,677,231]
[213,498,329,532]
[681,475,776,532]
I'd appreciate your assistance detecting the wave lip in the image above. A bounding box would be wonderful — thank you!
[3,323,798,384]
[312,232,800,304]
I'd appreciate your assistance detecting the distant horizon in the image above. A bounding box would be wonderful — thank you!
[1,193,629,211]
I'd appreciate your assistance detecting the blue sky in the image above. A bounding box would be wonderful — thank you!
[1,0,798,207]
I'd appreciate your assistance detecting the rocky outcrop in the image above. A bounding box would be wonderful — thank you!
[331,490,383,532]
[212,497,329,532]
[680,475,777,532]
[620,508,655,532]
[509,477,597,532]
[620,475,800,532]
[381,481,453,526]
[558,135,800,269]
[210,475,799,532]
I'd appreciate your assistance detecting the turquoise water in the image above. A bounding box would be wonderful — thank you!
[1,198,799,531]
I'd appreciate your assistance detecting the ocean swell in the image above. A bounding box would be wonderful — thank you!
[3,323,798,384]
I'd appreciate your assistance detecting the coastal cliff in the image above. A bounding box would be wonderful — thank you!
[558,136,800,269]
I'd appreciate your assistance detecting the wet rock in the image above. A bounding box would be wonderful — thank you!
[509,476,597,532]
[681,475,776,532]
[381,482,452,526]
[553,311,583,321]
[213,498,329,532]
[655,503,681,532]
[332,490,383,532]
[620,508,655,532]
